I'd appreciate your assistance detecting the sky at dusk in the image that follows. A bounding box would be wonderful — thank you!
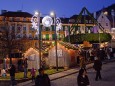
[0,0,115,17]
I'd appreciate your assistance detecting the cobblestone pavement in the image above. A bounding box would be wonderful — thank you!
[21,61,115,86]
[51,61,115,86]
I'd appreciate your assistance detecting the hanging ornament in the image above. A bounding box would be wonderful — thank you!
[42,16,53,27]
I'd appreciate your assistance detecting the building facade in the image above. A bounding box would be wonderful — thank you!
[0,10,103,69]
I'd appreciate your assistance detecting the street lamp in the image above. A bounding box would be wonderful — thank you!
[111,9,114,30]
[31,11,41,68]
[50,11,58,71]
[110,9,115,49]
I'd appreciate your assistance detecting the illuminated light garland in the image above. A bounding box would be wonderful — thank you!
[31,15,39,29]
[31,13,40,34]
[56,17,62,31]
[59,41,78,50]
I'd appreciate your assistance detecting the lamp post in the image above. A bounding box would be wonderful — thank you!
[50,11,58,71]
[111,9,114,30]
[110,9,114,49]
[31,11,41,68]
[38,12,42,68]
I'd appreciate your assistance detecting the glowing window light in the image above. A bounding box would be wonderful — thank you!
[43,34,46,39]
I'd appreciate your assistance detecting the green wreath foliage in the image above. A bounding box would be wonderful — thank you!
[63,33,112,44]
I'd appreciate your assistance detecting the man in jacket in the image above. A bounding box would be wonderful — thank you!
[93,57,102,81]
[9,64,16,86]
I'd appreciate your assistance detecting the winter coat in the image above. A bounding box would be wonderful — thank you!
[35,74,51,86]
[77,75,90,86]
[9,65,16,76]
[93,60,102,71]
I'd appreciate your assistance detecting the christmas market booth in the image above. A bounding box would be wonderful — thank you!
[48,42,79,69]
[24,47,40,70]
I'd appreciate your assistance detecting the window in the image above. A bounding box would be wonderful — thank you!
[77,20,81,23]
[11,24,15,32]
[17,24,22,32]
[49,26,52,31]
[16,17,20,21]
[85,20,88,23]
[23,34,27,38]
[42,26,46,31]
[2,17,5,21]
[35,34,38,39]
[42,34,46,40]
[23,27,26,31]
[29,34,32,39]
[9,17,14,21]
[23,18,26,21]
[89,20,92,23]
[106,23,108,26]
[16,34,21,38]
[49,34,52,40]
[46,27,49,31]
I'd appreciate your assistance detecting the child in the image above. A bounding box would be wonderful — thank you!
[1,69,6,77]
[30,68,36,82]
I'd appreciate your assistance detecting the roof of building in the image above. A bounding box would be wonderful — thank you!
[69,14,94,24]
[0,11,33,17]
[60,17,69,24]
[59,41,78,50]
[96,4,115,16]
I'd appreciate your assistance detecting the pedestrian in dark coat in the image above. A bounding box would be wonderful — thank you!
[77,68,90,86]
[23,58,28,78]
[35,68,51,86]
[9,64,16,86]
[93,57,102,81]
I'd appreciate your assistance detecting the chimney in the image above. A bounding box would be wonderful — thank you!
[17,10,22,12]
[1,10,7,14]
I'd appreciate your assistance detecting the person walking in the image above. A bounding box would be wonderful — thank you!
[77,68,90,86]
[30,67,36,82]
[35,68,51,86]
[79,55,86,69]
[9,64,16,86]
[23,58,28,78]
[93,57,102,81]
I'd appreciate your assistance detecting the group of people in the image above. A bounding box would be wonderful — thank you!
[33,56,102,86]
[6,55,102,86]
[77,56,102,86]
[8,64,51,86]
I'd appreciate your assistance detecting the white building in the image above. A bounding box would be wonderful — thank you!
[97,12,111,33]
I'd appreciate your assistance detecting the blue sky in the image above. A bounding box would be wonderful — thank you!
[0,0,115,17]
